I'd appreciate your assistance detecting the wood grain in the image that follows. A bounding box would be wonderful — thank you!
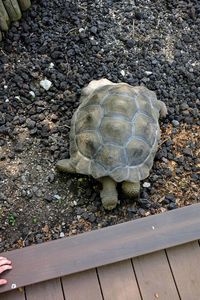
[0,289,26,300]
[25,278,64,300]
[62,269,102,300]
[133,250,179,300]
[1,203,200,293]
[98,260,141,300]
[167,241,200,300]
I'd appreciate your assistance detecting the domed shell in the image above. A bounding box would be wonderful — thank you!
[69,83,161,182]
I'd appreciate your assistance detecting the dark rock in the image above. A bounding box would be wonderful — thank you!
[138,198,151,209]
[183,148,193,157]
[168,203,177,210]
[26,118,36,129]
[165,194,176,202]
[126,39,135,48]
[14,142,24,153]
[44,194,53,202]
[90,26,98,34]
[88,213,96,223]
[127,206,137,213]
[191,174,199,181]
[48,173,55,183]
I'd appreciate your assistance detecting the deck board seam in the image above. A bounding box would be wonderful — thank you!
[96,268,105,300]
[131,259,143,300]
[165,249,181,299]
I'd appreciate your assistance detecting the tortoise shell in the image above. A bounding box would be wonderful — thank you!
[69,83,161,182]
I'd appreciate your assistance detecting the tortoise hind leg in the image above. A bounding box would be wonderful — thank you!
[99,177,118,210]
[56,159,76,173]
[121,181,140,198]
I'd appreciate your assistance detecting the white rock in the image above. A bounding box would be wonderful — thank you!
[5,98,9,103]
[15,96,20,100]
[4,85,8,89]
[29,91,35,98]
[145,71,153,75]
[49,62,54,69]
[54,194,61,200]
[120,70,125,76]
[59,232,65,238]
[79,28,84,33]
[40,79,52,91]
[172,120,179,127]
[143,182,151,188]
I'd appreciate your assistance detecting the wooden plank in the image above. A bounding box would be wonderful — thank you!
[167,241,200,300]
[62,269,102,300]
[17,0,31,11]
[1,203,200,293]
[0,289,26,300]
[0,0,10,31]
[98,260,141,300]
[133,250,179,300]
[2,0,21,21]
[25,278,64,300]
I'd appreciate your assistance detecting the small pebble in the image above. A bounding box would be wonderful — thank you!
[172,120,180,127]
[29,91,35,98]
[40,79,52,91]
[59,232,65,238]
[143,182,151,188]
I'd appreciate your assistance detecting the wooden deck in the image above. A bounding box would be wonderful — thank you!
[1,203,200,299]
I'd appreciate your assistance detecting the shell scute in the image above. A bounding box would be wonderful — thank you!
[76,131,101,159]
[100,117,132,146]
[133,113,157,146]
[75,105,102,133]
[95,144,126,171]
[104,94,137,120]
[126,138,150,166]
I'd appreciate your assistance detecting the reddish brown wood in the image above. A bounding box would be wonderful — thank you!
[98,260,141,300]
[0,203,200,293]
[0,289,25,300]
[167,241,200,300]
[62,269,102,300]
[25,278,64,300]
[133,250,179,300]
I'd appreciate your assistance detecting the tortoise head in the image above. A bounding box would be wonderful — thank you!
[81,78,114,97]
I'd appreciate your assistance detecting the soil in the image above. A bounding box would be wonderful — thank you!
[0,0,199,252]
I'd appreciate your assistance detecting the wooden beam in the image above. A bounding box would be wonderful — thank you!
[0,203,200,293]
[2,0,21,22]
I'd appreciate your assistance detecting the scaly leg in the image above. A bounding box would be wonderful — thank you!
[99,177,118,210]
[121,181,140,198]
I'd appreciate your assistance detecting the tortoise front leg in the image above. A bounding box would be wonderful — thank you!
[99,177,118,210]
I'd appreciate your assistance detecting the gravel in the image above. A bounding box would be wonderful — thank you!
[0,0,199,252]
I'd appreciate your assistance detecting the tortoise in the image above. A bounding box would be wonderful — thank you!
[56,79,167,210]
